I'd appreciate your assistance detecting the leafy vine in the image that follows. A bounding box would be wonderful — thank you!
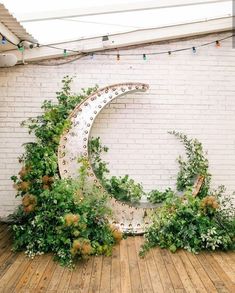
[89,131,212,204]
[10,77,122,267]
[10,76,235,265]
[169,130,211,197]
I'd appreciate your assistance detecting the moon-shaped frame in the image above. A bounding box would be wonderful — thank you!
[58,82,154,234]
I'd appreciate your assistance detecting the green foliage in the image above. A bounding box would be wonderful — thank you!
[140,187,235,256]
[11,76,98,198]
[105,175,143,204]
[88,137,109,183]
[89,132,213,204]
[89,137,143,204]
[12,178,118,267]
[11,75,234,264]
[169,131,211,197]
[10,77,123,267]
[147,188,175,204]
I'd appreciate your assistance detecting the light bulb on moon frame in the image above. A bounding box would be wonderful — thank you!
[58,82,153,234]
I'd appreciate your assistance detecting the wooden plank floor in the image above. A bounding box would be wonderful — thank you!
[0,223,234,293]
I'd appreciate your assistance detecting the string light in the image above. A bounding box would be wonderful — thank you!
[1,36,6,44]
[0,32,233,65]
[216,40,221,48]
[17,43,24,52]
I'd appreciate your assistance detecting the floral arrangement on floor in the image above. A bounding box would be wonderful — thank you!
[139,132,234,254]
[140,185,235,255]
[10,76,235,266]
[89,130,211,204]
[10,77,122,267]
[88,116,235,255]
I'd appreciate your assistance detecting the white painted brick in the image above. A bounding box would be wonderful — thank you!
[0,31,235,217]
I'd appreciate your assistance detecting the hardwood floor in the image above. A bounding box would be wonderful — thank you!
[0,223,234,292]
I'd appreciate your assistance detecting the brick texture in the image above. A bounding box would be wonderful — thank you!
[0,32,235,217]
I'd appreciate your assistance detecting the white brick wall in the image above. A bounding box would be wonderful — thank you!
[1,32,235,217]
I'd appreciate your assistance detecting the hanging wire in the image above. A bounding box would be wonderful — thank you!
[1,32,234,66]
[19,54,87,66]
[94,34,234,56]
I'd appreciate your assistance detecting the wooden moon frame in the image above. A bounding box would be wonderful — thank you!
[58,82,154,234]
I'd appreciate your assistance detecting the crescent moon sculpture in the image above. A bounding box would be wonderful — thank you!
[58,82,153,234]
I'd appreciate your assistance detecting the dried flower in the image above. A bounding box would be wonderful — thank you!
[72,239,82,250]
[22,194,36,206]
[112,229,123,243]
[22,194,37,213]
[19,167,27,179]
[18,181,30,192]
[81,242,92,255]
[200,195,219,214]
[42,175,54,184]
[24,204,35,213]
[42,175,50,184]
[42,184,50,190]
[65,214,74,226]
[110,225,123,243]
[18,166,31,179]
[64,213,80,226]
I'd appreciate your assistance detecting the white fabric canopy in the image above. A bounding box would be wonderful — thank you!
[1,0,232,44]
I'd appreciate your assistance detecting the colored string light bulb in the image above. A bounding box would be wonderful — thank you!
[143,54,147,60]
[63,49,68,57]
[17,44,24,52]
[90,53,94,59]
[117,53,120,61]
[216,40,221,48]
[168,51,171,55]
[192,46,196,53]
[1,36,6,44]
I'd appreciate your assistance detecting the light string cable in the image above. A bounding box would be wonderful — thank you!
[0,32,234,66]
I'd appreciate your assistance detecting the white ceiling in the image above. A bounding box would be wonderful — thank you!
[0,0,232,44]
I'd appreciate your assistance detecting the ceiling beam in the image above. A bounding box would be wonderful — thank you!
[0,21,20,45]
[18,0,230,22]
[6,16,232,62]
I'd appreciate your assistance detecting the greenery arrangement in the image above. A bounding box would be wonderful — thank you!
[12,177,122,267]
[147,188,175,204]
[89,130,211,204]
[169,130,211,197]
[12,76,97,197]
[10,75,235,266]
[140,186,235,255]
[89,137,144,204]
[88,136,109,184]
[141,131,234,255]
[11,77,122,267]
[105,175,143,204]
[88,123,235,255]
